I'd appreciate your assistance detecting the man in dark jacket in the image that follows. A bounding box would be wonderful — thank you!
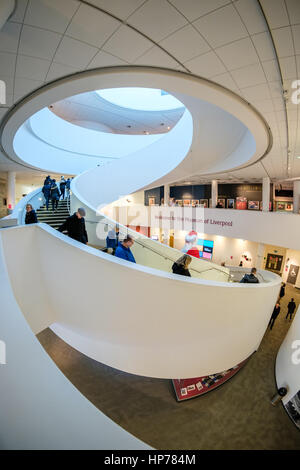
[286,298,296,321]
[279,282,286,300]
[42,181,51,210]
[59,177,66,200]
[58,208,88,244]
[115,236,136,263]
[50,180,60,212]
[269,303,281,330]
[240,267,259,283]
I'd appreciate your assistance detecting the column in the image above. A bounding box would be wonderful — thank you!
[211,180,218,208]
[262,177,270,212]
[293,180,300,214]
[164,184,170,206]
[7,171,16,211]
[256,243,265,270]
[0,0,15,30]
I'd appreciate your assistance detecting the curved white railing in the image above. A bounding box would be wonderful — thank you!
[0,232,149,450]
[1,224,281,380]
[0,67,278,449]
[0,187,44,227]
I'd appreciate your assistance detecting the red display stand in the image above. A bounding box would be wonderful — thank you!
[172,358,249,402]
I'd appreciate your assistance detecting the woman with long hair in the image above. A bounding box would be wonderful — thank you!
[172,254,192,277]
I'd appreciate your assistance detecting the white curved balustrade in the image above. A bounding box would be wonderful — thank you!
[0,187,44,227]
[0,230,149,450]
[0,224,281,379]
[0,67,280,448]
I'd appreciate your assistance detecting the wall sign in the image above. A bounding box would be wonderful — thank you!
[287,264,299,285]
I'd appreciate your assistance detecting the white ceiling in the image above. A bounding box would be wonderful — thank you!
[0,0,299,184]
[50,91,185,134]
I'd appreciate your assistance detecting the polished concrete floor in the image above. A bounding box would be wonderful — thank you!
[37,284,300,450]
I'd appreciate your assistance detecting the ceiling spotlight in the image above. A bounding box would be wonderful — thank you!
[167,126,171,130]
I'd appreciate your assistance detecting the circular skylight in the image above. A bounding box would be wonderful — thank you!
[96,87,184,111]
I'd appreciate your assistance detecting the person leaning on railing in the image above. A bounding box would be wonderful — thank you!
[115,235,136,263]
[239,267,259,283]
[25,204,38,224]
[172,254,192,277]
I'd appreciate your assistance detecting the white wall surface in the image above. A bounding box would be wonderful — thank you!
[1,224,281,379]
[151,207,300,252]
[0,231,150,450]
[29,107,161,158]
[276,308,300,404]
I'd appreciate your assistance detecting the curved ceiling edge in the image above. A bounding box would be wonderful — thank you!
[0,66,272,175]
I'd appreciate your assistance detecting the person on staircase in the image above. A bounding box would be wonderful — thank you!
[43,175,52,186]
[58,208,88,245]
[25,204,38,224]
[66,178,71,197]
[50,180,61,212]
[172,254,192,277]
[115,235,136,263]
[106,226,120,255]
[42,180,51,210]
[59,176,67,200]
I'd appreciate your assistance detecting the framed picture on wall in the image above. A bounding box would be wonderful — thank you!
[148,197,156,206]
[199,199,208,208]
[217,199,225,208]
[183,199,191,206]
[227,199,235,209]
[236,197,247,210]
[260,201,272,211]
[286,202,293,211]
[276,201,286,211]
[248,200,259,210]
[175,199,183,206]
[265,253,283,272]
[191,199,199,207]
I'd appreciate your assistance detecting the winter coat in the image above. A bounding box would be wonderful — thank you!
[115,243,136,263]
[25,209,38,224]
[50,184,60,200]
[240,273,259,283]
[106,230,119,250]
[280,286,285,298]
[42,183,51,197]
[288,301,296,313]
[58,213,88,244]
[172,262,191,277]
[271,305,281,319]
